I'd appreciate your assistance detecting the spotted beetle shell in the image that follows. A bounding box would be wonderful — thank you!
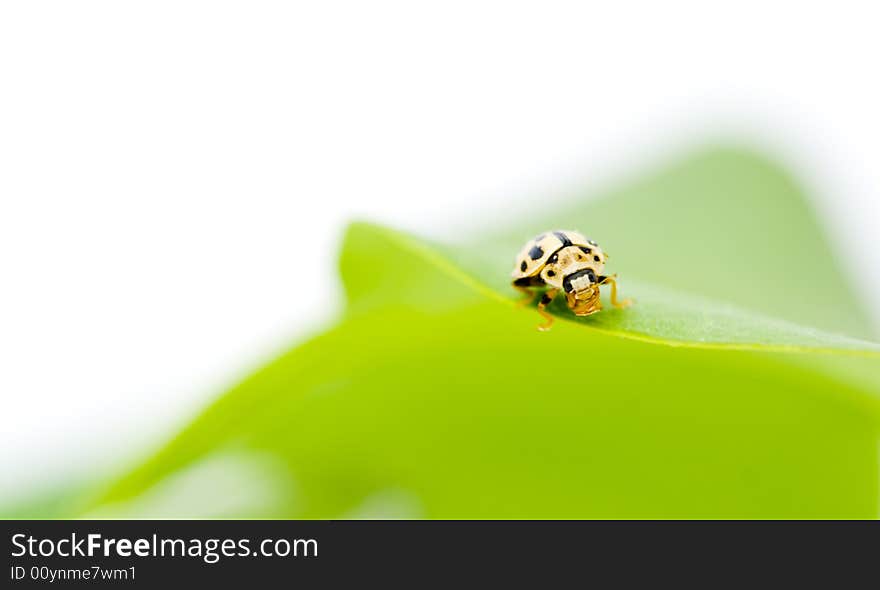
[511,230,596,280]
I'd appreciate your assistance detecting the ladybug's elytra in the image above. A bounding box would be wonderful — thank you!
[511,230,632,331]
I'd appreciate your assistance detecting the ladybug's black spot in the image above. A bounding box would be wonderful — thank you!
[520,260,527,272]
[548,253,558,264]
[553,231,572,247]
[593,255,601,262]
[546,270,555,277]
[528,245,544,260]
[580,246,592,255]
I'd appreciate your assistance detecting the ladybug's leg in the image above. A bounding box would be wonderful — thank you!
[598,274,633,309]
[536,288,559,331]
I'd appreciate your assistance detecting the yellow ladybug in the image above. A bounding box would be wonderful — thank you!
[511,230,632,330]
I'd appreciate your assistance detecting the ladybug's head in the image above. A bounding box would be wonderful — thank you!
[563,268,602,316]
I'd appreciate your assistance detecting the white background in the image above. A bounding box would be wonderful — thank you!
[1,2,879,500]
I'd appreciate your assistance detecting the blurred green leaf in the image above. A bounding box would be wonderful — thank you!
[91,235,880,517]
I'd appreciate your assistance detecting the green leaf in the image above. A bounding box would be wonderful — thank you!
[90,264,880,518]
[343,222,880,355]
[12,145,880,519]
